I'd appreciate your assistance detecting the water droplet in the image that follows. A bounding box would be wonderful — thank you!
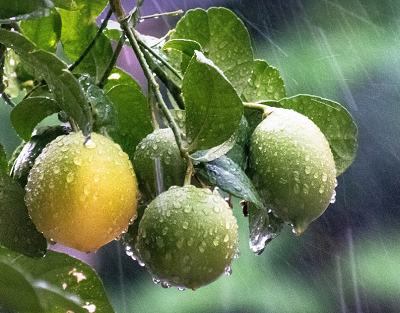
[293,184,300,194]
[84,185,90,195]
[161,281,171,289]
[330,189,337,203]
[73,157,82,166]
[66,172,74,183]
[182,221,189,229]
[224,265,232,276]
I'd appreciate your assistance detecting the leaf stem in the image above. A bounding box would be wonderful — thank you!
[117,13,187,160]
[68,9,113,73]
[136,32,183,81]
[184,158,194,186]
[243,102,275,117]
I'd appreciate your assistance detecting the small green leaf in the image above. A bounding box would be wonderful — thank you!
[241,59,286,102]
[280,94,358,175]
[163,39,203,73]
[0,143,8,175]
[0,245,115,312]
[107,84,153,160]
[182,51,243,153]
[10,97,61,141]
[0,0,53,23]
[171,7,254,95]
[52,0,79,10]
[59,9,113,82]
[11,126,71,187]
[0,29,92,137]
[0,173,47,257]
[20,8,62,52]
[225,115,250,169]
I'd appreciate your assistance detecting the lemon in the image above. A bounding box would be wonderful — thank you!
[25,131,138,252]
[137,185,238,290]
[248,108,337,234]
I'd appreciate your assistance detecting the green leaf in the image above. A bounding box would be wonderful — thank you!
[0,0,53,23]
[10,97,61,141]
[20,8,62,53]
[10,126,71,187]
[0,172,47,257]
[59,9,113,82]
[225,115,250,169]
[190,134,236,162]
[52,0,79,10]
[0,29,93,137]
[280,94,358,175]
[0,245,115,313]
[241,59,286,102]
[163,39,203,73]
[0,143,8,175]
[103,67,143,93]
[171,7,254,95]
[195,155,263,207]
[182,51,243,153]
[107,85,153,160]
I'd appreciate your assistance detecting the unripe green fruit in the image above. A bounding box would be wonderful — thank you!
[133,128,186,202]
[248,108,337,235]
[25,131,138,252]
[137,185,238,290]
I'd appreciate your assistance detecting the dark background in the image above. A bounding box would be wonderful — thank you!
[1,0,400,312]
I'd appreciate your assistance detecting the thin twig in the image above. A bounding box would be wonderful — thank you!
[68,9,113,72]
[98,33,125,89]
[141,10,183,20]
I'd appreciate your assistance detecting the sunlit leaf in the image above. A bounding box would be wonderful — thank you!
[242,59,286,102]
[52,0,79,10]
[59,9,113,82]
[182,51,243,153]
[102,67,142,93]
[0,172,47,257]
[0,245,115,312]
[280,94,358,175]
[107,84,153,160]
[10,97,60,141]
[20,8,62,52]
[0,29,92,137]
[163,39,203,73]
[171,7,253,95]
[0,0,53,23]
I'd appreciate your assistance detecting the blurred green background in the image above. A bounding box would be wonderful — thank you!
[2,0,400,312]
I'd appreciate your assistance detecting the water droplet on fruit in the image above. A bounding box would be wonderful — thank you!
[224,265,232,276]
[182,221,189,229]
[66,172,74,183]
[161,281,171,289]
[330,189,337,203]
[73,157,82,166]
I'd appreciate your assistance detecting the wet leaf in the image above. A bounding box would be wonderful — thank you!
[10,126,70,187]
[102,67,143,93]
[280,94,358,175]
[241,59,286,102]
[162,39,203,73]
[59,9,113,82]
[0,245,115,312]
[0,0,53,23]
[225,115,250,169]
[10,97,61,142]
[171,7,253,95]
[182,51,243,153]
[0,29,92,137]
[52,0,79,11]
[0,173,47,257]
[190,135,236,163]
[20,8,62,52]
[107,84,153,160]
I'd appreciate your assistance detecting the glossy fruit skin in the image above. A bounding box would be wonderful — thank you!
[248,108,337,234]
[133,128,186,202]
[137,185,238,290]
[25,131,138,252]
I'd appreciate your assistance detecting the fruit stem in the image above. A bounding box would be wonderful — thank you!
[184,158,194,186]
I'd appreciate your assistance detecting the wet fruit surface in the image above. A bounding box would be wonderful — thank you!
[133,128,186,202]
[25,131,138,252]
[137,185,238,290]
[248,108,337,234]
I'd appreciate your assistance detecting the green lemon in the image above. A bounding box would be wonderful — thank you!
[25,131,138,252]
[133,128,186,202]
[137,185,238,290]
[248,108,337,235]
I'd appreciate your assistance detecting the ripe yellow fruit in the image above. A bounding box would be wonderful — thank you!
[248,108,337,235]
[137,185,238,290]
[25,131,138,252]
